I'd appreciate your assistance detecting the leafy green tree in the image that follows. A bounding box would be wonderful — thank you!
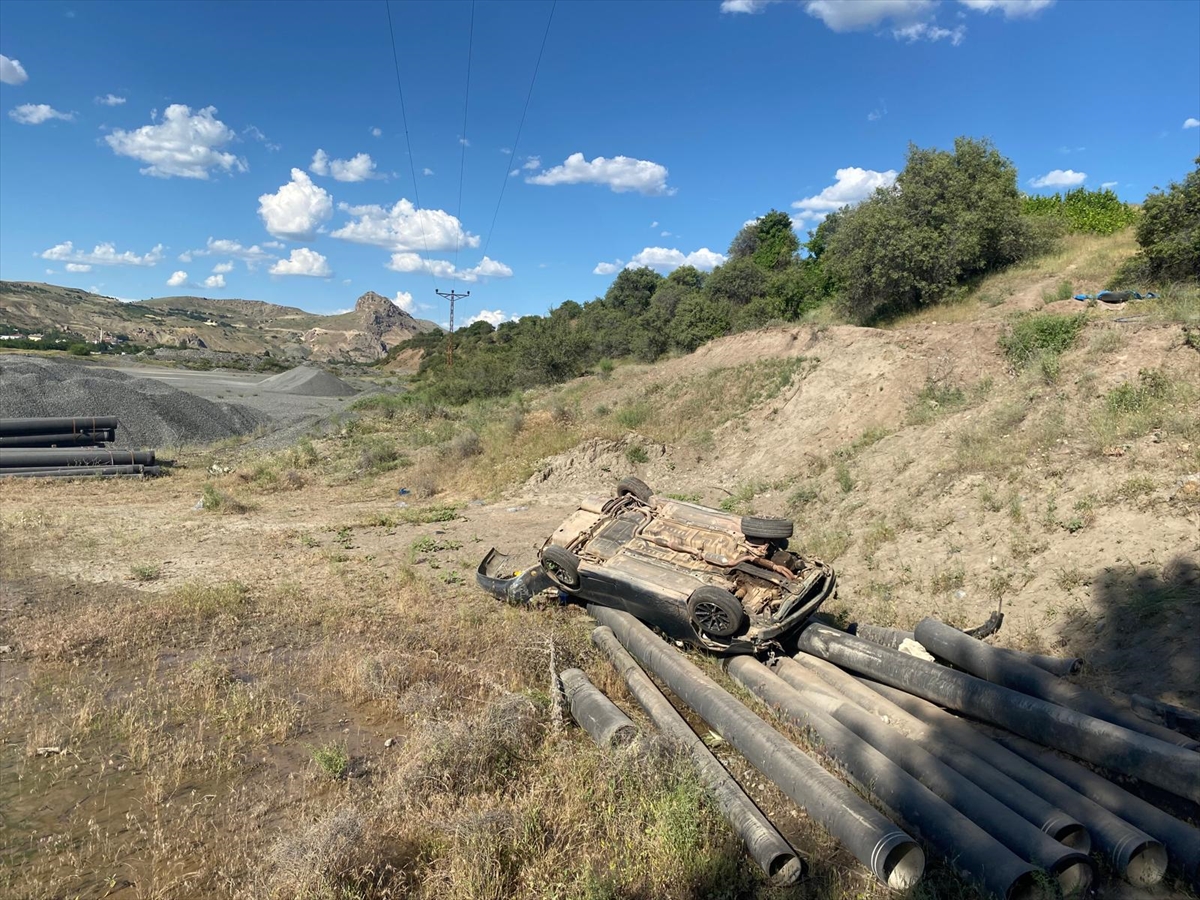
[768,263,832,320]
[603,266,663,315]
[667,265,706,290]
[671,295,731,351]
[728,222,760,260]
[1132,158,1199,283]
[704,258,768,307]
[752,209,800,270]
[732,295,785,332]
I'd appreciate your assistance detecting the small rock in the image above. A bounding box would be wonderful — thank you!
[506,505,528,513]
[384,737,395,748]
[1094,620,1105,634]
[468,499,485,507]
[395,501,409,509]
[954,589,967,600]
[193,500,204,510]
[0,645,12,654]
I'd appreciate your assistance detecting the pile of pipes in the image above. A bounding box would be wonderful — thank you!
[566,606,1200,898]
[0,417,166,478]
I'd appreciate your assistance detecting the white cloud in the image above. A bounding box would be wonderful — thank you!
[203,274,226,289]
[394,290,416,313]
[0,54,28,85]
[105,104,246,179]
[720,0,776,11]
[593,261,623,275]
[650,221,659,228]
[64,263,92,273]
[422,167,434,176]
[791,166,899,225]
[243,125,280,151]
[1029,169,1087,188]
[212,262,234,274]
[466,309,515,327]
[167,271,188,287]
[867,108,885,121]
[9,103,74,125]
[459,137,470,147]
[258,169,333,241]
[371,126,382,137]
[661,230,672,237]
[310,148,380,182]
[958,0,1054,17]
[95,93,126,106]
[804,0,935,31]
[893,21,965,43]
[626,247,727,272]
[522,156,541,170]
[332,198,477,252]
[183,237,277,269]
[41,241,164,267]
[527,152,673,195]
[386,253,512,283]
[1184,118,1200,130]
[1101,182,1118,190]
[269,248,332,277]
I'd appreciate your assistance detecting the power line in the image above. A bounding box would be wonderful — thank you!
[453,1,475,273]
[481,0,556,260]
[384,0,439,298]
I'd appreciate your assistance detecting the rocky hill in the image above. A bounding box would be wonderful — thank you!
[0,282,438,363]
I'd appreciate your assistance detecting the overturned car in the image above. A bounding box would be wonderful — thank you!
[477,476,836,654]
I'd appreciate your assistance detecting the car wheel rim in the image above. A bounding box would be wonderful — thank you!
[695,602,731,633]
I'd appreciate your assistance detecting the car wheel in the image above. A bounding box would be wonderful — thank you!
[542,545,581,589]
[741,515,793,541]
[688,586,745,638]
[617,475,653,504]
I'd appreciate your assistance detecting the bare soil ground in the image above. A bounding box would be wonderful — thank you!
[2,232,1198,899]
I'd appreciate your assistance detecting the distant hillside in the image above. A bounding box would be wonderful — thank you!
[0,282,438,362]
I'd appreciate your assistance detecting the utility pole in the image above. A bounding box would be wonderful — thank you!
[435,289,470,367]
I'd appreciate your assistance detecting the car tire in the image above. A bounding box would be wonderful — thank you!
[688,586,745,638]
[541,545,581,590]
[741,515,793,541]
[617,475,653,504]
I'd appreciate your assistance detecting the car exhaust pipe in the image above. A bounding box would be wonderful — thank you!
[559,668,638,748]
[589,605,925,890]
[797,623,1200,804]
[591,626,805,886]
[750,658,1094,895]
[995,733,1200,888]
[866,681,1168,886]
[853,623,1083,676]
[726,657,1047,900]
[914,617,1197,750]
[780,653,1090,851]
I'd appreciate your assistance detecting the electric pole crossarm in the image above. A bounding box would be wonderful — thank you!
[435,289,470,367]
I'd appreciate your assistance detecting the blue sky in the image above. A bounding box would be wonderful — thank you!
[1,0,1197,327]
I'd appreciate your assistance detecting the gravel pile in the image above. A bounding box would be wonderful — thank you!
[259,366,357,397]
[0,357,269,448]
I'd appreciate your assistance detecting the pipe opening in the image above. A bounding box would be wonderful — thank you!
[1052,859,1095,896]
[767,853,805,886]
[1125,841,1168,886]
[1005,871,1046,900]
[1052,823,1091,853]
[882,842,924,890]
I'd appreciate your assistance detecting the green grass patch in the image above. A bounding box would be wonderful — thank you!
[999,312,1087,369]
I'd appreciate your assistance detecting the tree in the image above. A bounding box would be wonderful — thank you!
[824,136,1033,323]
[728,222,760,260]
[1133,157,1199,283]
[704,258,768,307]
[603,267,663,315]
[752,209,800,270]
[671,295,731,351]
[667,265,706,290]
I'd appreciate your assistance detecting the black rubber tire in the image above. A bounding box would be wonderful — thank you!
[688,586,745,638]
[541,545,581,589]
[617,475,653,504]
[741,515,793,541]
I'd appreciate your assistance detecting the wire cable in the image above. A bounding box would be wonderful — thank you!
[384,0,438,295]
[480,0,556,260]
[453,1,475,273]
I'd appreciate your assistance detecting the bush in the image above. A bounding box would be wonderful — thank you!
[1125,158,1199,284]
[670,295,731,351]
[999,313,1087,369]
[1023,187,1138,235]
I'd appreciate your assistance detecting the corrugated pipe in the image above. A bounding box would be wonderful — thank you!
[726,657,1047,900]
[591,626,804,885]
[796,623,1200,804]
[865,680,1168,886]
[588,605,925,889]
[914,618,1197,750]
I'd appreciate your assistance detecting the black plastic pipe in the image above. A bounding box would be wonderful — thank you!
[779,654,1091,852]
[996,733,1200,887]
[559,667,638,748]
[0,431,113,447]
[1129,694,1200,741]
[591,626,804,885]
[914,618,1197,750]
[797,623,1200,803]
[866,681,1168,886]
[589,605,925,889]
[727,657,1045,900]
[0,416,119,436]
[0,449,155,467]
[0,466,157,479]
[853,623,1083,676]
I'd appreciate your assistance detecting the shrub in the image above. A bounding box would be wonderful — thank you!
[625,445,649,465]
[1023,187,1138,235]
[448,429,482,460]
[999,313,1087,369]
[1126,157,1199,284]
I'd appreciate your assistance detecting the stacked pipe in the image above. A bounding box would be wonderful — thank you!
[792,617,1200,891]
[0,417,164,478]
